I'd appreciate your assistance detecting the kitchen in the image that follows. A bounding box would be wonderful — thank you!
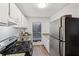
[0,3,79,56]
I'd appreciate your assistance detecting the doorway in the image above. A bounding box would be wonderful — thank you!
[32,22,41,42]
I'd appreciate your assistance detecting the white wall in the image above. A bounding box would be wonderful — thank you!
[50,3,79,22]
[27,17,50,33]
[27,17,50,52]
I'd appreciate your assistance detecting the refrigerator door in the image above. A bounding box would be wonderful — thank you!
[50,35,59,56]
[65,17,79,56]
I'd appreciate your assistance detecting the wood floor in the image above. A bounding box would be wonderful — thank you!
[0,45,48,56]
[33,45,48,56]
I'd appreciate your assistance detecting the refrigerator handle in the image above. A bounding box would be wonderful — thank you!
[59,27,61,55]
[59,27,61,40]
[59,27,62,56]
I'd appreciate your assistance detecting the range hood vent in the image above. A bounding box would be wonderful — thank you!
[0,21,17,26]
[0,22,7,26]
[8,21,17,26]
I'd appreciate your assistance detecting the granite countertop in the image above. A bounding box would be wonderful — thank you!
[42,33,49,36]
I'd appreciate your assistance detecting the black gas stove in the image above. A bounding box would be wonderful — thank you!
[0,40,33,56]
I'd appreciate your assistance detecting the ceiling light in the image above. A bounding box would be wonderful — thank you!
[37,3,48,8]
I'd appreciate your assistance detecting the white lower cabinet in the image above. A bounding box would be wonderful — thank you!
[42,35,49,52]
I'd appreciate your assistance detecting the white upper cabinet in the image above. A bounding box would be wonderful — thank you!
[0,3,28,28]
[9,3,21,24]
[21,14,27,28]
[0,3,9,23]
[9,3,28,28]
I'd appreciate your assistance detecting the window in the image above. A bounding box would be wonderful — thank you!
[32,22,41,42]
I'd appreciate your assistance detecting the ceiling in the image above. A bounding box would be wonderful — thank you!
[16,3,69,18]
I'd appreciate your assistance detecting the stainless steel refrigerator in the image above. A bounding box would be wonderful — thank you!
[50,15,79,56]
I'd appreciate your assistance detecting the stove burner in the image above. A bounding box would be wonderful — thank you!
[0,40,33,56]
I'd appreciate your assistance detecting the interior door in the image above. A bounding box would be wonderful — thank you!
[65,17,79,56]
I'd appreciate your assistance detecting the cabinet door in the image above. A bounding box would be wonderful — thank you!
[9,3,22,27]
[10,3,21,23]
[9,3,27,28]
[0,3,9,23]
[21,15,27,28]
[42,35,49,52]
[10,3,18,19]
[16,12,22,27]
